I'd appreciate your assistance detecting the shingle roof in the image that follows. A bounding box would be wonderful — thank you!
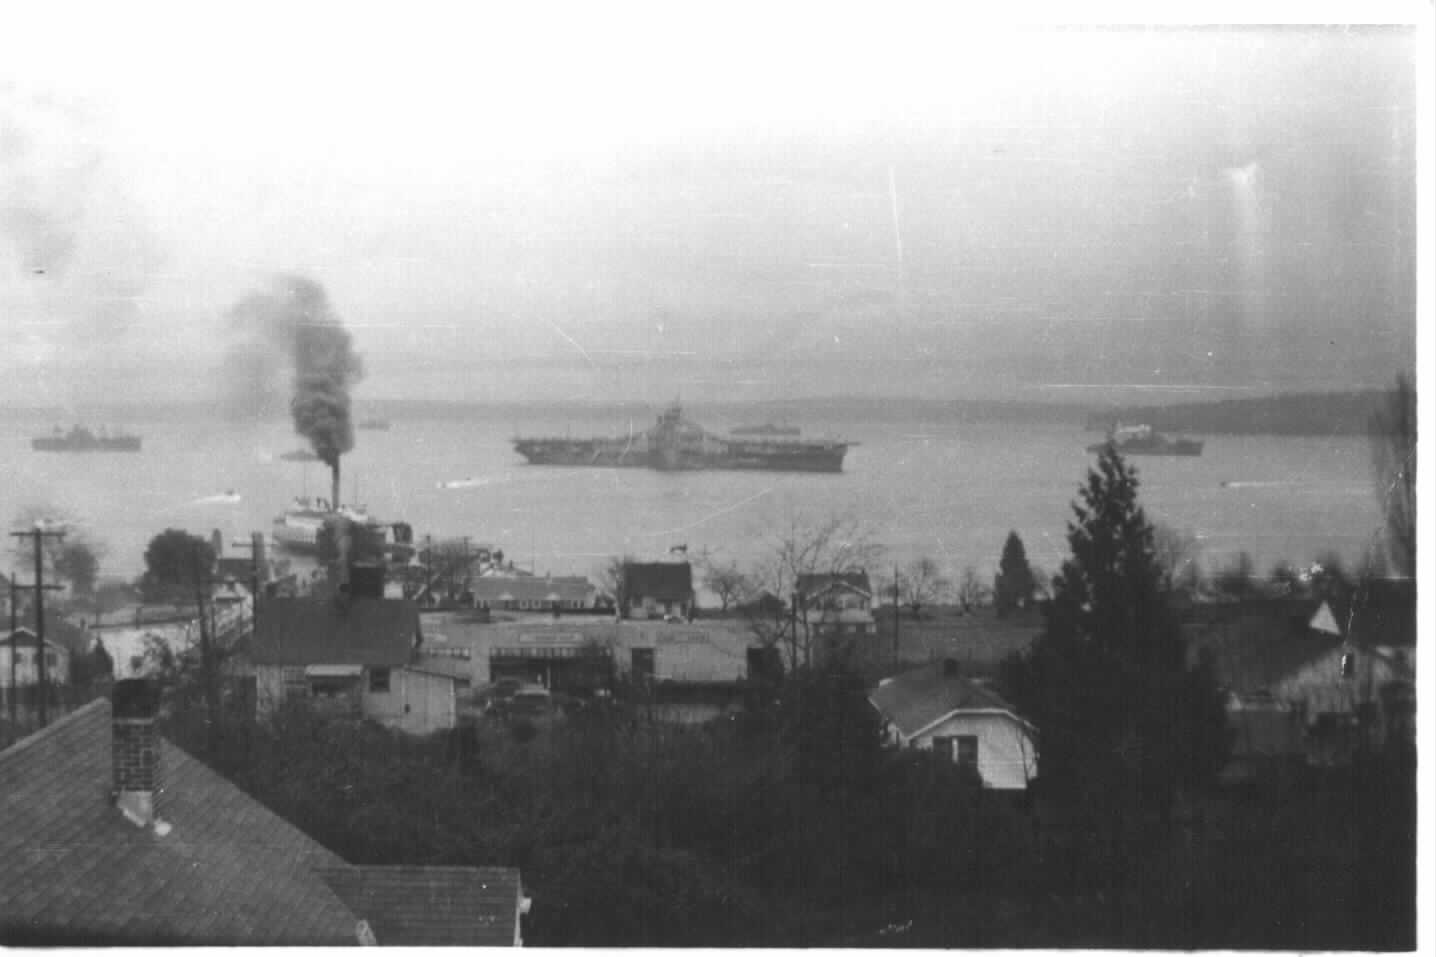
[624,562,693,602]
[318,865,522,946]
[252,597,419,667]
[0,700,358,945]
[869,663,1027,739]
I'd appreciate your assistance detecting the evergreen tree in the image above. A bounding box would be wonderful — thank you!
[1002,447,1228,818]
[994,531,1035,615]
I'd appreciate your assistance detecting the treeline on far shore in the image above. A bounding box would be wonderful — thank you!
[1086,389,1402,437]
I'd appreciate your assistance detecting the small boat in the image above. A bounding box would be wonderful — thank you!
[437,477,486,490]
[194,490,242,506]
[357,418,392,431]
[279,449,320,463]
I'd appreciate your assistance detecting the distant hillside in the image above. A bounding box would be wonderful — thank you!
[1085,390,1398,436]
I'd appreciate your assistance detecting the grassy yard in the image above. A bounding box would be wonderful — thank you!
[859,605,1044,679]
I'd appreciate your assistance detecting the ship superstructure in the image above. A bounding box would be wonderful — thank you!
[514,403,850,473]
[1087,424,1204,456]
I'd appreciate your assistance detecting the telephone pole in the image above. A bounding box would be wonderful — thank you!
[892,564,901,668]
[231,532,266,634]
[12,525,66,728]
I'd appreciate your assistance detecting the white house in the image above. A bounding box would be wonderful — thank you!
[0,630,70,687]
[869,660,1038,791]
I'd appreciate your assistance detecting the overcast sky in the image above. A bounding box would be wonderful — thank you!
[0,5,1424,407]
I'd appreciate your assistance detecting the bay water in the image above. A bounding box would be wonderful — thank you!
[4,406,1385,587]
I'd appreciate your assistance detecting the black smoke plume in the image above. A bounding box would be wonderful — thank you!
[225,275,364,468]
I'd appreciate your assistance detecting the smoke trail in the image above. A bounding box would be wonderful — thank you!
[225,275,364,468]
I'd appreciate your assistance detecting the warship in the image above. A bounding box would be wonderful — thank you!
[514,403,850,473]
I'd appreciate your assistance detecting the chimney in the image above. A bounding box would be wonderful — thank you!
[112,678,161,828]
[331,460,342,512]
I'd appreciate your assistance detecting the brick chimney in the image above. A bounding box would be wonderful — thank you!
[112,678,161,828]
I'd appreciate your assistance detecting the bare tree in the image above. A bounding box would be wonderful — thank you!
[696,554,750,614]
[748,512,883,671]
[955,566,989,613]
[898,555,948,619]
[595,555,635,617]
[1370,373,1415,577]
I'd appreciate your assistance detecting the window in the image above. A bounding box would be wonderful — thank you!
[369,667,392,693]
[631,648,655,680]
[44,650,57,670]
[932,735,980,771]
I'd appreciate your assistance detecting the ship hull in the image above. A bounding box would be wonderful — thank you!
[514,440,847,473]
[1087,439,1204,456]
[32,437,142,452]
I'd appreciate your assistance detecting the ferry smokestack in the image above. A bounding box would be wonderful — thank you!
[331,460,341,512]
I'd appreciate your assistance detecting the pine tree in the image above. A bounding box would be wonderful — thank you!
[1002,447,1228,818]
[994,531,1035,615]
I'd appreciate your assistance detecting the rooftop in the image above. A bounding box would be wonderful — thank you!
[869,662,1027,739]
[318,865,522,946]
[252,597,420,667]
[623,562,694,602]
[0,697,524,945]
[0,699,356,944]
[797,571,873,599]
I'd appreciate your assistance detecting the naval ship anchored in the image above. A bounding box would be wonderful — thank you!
[513,403,851,473]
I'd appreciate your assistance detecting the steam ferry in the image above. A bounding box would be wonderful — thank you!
[271,497,417,558]
[513,403,850,473]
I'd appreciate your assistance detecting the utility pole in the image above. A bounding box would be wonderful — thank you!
[231,533,265,634]
[8,574,18,730]
[892,564,901,668]
[11,525,66,728]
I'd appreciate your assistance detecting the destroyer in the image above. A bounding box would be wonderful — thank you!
[514,403,850,473]
[32,425,142,452]
[1088,424,1203,456]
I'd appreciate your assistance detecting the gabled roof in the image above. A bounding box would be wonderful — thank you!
[251,597,419,667]
[0,700,357,945]
[4,628,77,655]
[623,562,693,602]
[797,571,872,599]
[318,865,522,946]
[869,663,1029,739]
[10,612,93,656]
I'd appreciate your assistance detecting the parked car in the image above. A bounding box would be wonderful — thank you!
[460,678,526,717]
